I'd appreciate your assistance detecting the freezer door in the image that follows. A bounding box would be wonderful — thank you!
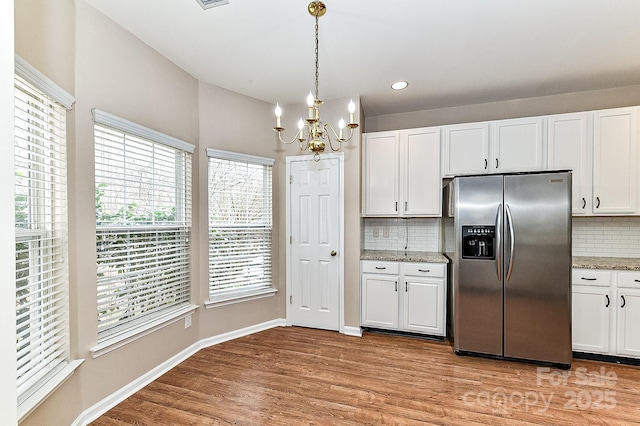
[454,175,504,356]
[503,172,572,365]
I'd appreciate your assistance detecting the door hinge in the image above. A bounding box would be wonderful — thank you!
[290,175,292,184]
[289,295,292,304]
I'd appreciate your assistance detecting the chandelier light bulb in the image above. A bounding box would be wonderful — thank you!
[274,103,282,128]
[338,118,345,139]
[348,98,355,124]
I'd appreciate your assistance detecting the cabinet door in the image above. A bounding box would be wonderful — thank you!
[616,289,640,358]
[572,285,611,354]
[361,274,399,329]
[593,107,638,214]
[401,127,441,216]
[402,277,445,335]
[490,117,544,173]
[547,113,591,215]
[363,132,399,216]
[442,123,490,176]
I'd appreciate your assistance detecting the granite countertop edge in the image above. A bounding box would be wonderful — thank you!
[360,252,640,270]
[360,250,449,264]
[572,256,640,271]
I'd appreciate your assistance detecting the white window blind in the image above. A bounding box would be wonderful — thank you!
[207,149,274,300]
[94,115,193,342]
[14,73,70,403]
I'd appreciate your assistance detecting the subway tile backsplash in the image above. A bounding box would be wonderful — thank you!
[363,218,440,252]
[364,216,640,258]
[572,217,640,258]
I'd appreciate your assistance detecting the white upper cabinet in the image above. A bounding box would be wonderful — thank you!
[401,128,441,216]
[363,127,441,217]
[442,122,490,176]
[592,107,638,215]
[363,131,399,216]
[547,113,591,215]
[490,117,545,173]
[442,118,544,177]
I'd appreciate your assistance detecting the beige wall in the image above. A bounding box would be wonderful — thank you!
[197,81,284,335]
[364,84,640,132]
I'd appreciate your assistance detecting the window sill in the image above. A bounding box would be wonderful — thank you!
[90,304,198,359]
[18,359,84,423]
[205,288,278,308]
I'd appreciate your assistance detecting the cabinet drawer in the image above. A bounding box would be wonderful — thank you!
[361,261,399,275]
[617,271,640,288]
[572,269,611,287]
[403,263,445,278]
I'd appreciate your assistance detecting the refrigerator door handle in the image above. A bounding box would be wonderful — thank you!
[495,204,503,280]
[505,204,515,282]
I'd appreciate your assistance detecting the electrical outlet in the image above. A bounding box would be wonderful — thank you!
[383,227,390,238]
[184,314,192,329]
[398,226,405,238]
[372,227,379,238]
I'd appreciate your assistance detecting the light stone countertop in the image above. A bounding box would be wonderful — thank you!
[360,252,640,269]
[360,250,449,264]
[572,256,640,271]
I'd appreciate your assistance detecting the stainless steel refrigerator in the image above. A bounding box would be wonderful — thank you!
[449,171,572,367]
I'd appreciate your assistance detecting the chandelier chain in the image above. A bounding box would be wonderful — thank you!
[314,13,320,101]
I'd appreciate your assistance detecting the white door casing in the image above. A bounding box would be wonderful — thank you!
[286,154,343,331]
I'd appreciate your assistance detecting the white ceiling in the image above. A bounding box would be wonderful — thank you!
[83,0,640,117]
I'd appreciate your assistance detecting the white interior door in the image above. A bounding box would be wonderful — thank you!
[288,155,341,331]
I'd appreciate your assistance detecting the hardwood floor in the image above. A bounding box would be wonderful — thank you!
[91,327,640,425]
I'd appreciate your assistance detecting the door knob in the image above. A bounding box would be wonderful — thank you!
[330,250,337,257]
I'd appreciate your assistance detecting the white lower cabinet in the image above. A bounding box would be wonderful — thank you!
[361,260,447,337]
[572,269,640,359]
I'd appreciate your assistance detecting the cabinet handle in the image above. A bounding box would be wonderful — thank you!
[605,294,610,307]
[395,201,398,212]
[418,269,430,273]
[395,281,398,292]
[621,295,626,308]
[405,282,408,292]
[484,159,488,170]
[582,198,586,209]
[375,266,386,270]
[596,197,601,208]
[581,277,597,281]
[405,201,408,211]
[495,158,499,168]
[634,279,640,283]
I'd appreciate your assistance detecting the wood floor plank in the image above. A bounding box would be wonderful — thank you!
[91,327,640,425]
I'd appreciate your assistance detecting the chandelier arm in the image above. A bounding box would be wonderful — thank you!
[275,127,306,145]
[324,123,355,144]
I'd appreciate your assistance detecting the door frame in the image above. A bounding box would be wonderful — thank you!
[285,153,345,333]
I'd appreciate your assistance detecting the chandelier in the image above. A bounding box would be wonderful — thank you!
[273,1,358,161]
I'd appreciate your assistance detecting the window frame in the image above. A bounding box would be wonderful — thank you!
[14,55,82,422]
[91,109,197,355]
[205,148,276,308]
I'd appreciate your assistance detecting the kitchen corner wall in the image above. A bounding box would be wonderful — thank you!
[364,216,640,258]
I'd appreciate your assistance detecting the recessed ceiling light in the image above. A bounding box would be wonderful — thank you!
[391,81,409,91]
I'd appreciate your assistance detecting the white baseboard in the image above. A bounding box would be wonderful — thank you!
[343,326,362,337]
[72,318,286,426]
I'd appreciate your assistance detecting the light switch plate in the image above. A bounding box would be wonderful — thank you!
[185,314,192,329]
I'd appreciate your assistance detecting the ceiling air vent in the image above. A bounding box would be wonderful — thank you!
[196,0,230,10]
